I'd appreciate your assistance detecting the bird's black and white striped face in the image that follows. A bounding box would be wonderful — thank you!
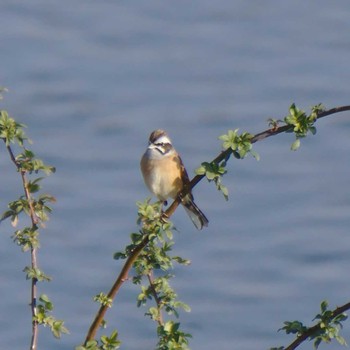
[148,129,174,155]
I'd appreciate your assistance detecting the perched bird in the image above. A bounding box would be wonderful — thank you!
[140,129,209,230]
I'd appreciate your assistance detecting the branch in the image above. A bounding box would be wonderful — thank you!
[85,235,149,342]
[147,271,164,326]
[5,143,40,350]
[84,104,350,344]
[284,301,350,350]
[165,105,350,217]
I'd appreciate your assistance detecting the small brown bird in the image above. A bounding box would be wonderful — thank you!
[140,129,208,230]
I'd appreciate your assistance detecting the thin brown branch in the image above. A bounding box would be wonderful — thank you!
[85,235,150,343]
[165,105,350,218]
[84,104,350,344]
[5,143,40,350]
[147,271,164,326]
[6,144,39,224]
[29,249,38,350]
[284,302,350,350]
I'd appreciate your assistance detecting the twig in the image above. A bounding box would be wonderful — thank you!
[85,235,149,342]
[84,104,350,344]
[165,105,350,218]
[284,302,350,350]
[5,144,39,350]
[147,271,164,326]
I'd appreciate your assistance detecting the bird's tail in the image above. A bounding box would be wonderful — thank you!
[181,195,209,230]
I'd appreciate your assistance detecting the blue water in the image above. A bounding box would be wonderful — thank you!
[1,1,350,349]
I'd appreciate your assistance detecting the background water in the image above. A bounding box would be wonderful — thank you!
[1,1,350,349]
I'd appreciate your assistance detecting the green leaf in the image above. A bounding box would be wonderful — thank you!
[23,266,51,282]
[0,110,28,146]
[39,294,53,310]
[172,256,191,265]
[113,251,128,260]
[75,340,99,350]
[250,149,260,161]
[26,177,45,193]
[279,320,307,335]
[320,300,328,313]
[291,139,300,151]
[148,307,160,320]
[309,126,317,135]
[174,301,191,313]
[12,227,40,251]
[218,183,229,201]
[16,150,55,175]
[336,335,347,346]
[313,338,322,349]
[94,292,113,307]
[100,330,121,350]
[219,128,240,150]
[219,129,257,161]
[52,320,69,338]
[194,165,206,175]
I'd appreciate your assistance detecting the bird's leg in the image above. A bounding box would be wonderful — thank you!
[160,200,170,223]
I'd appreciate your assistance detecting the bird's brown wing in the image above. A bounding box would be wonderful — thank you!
[176,154,193,200]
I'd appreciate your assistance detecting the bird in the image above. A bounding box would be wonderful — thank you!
[140,129,209,230]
